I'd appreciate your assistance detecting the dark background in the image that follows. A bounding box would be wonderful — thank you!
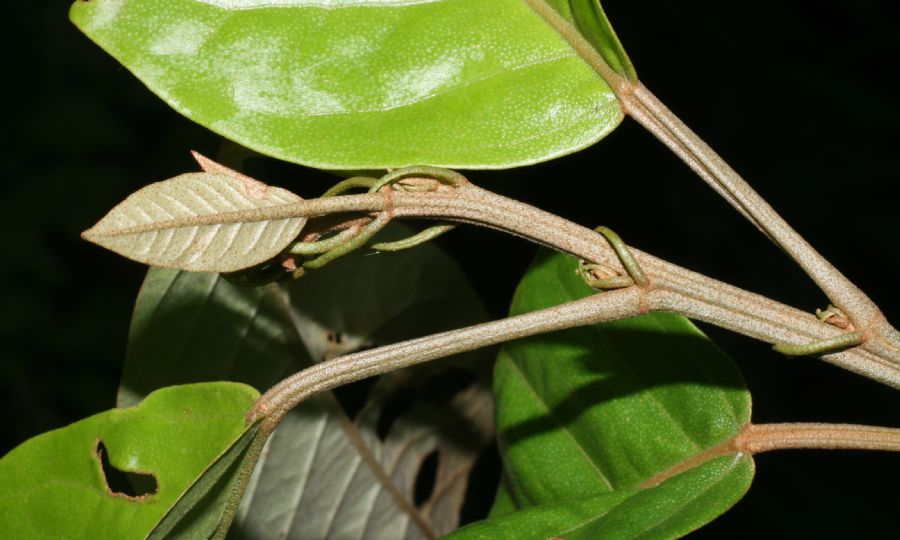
[2,0,898,537]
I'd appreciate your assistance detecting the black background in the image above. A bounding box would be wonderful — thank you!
[2,1,898,537]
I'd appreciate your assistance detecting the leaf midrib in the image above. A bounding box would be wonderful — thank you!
[268,288,438,540]
[521,0,627,93]
[503,354,615,491]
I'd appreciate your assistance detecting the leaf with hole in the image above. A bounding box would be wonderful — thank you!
[488,250,753,536]
[0,382,259,539]
[122,224,495,538]
[70,0,624,169]
[81,171,305,273]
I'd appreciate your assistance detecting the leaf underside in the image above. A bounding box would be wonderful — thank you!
[70,0,623,169]
[82,172,305,273]
[122,224,495,539]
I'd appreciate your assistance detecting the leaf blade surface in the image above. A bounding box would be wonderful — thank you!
[70,0,623,169]
[446,455,753,540]
[0,383,259,539]
[82,172,305,273]
[123,224,494,539]
[488,250,753,536]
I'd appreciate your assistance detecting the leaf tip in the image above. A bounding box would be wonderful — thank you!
[191,152,270,200]
[190,150,217,173]
[81,226,98,243]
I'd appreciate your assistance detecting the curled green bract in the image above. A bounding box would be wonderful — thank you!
[372,224,457,252]
[773,331,866,356]
[578,226,648,290]
[369,166,467,193]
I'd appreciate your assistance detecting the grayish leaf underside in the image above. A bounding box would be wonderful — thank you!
[83,172,305,272]
[233,379,492,540]
[231,283,494,540]
[121,222,493,539]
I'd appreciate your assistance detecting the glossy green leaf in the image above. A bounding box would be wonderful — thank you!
[69,0,623,170]
[492,250,752,534]
[545,0,637,80]
[0,382,259,539]
[123,224,494,539]
[446,456,753,540]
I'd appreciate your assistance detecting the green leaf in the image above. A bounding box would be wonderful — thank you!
[446,456,753,540]
[491,250,753,534]
[148,422,261,539]
[487,476,517,519]
[123,224,495,538]
[544,0,637,81]
[69,0,623,169]
[0,382,259,539]
[82,171,306,273]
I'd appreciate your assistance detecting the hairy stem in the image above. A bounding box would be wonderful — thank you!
[517,0,898,366]
[250,287,644,430]
[276,184,897,385]
[641,422,900,488]
[114,179,899,386]
[736,423,900,454]
[622,84,884,331]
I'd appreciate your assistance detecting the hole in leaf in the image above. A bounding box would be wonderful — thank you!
[375,390,417,441]
[413,449,440,508]
[332,376,380,420]
[95,441,158,499]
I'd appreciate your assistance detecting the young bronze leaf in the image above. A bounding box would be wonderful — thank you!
[82,172,305,272]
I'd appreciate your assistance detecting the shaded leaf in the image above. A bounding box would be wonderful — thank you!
[148,422,262,539]
[0,383,259,539]
[491,250,753,535]
[122,224,495,539]
[446,455,753,540]
[70,0,623,169]
[82,172,305,273]
[545,0,637,80]
[235,374,493,540]
[487,477,517,519]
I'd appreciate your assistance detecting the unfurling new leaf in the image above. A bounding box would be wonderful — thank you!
[81,172,306,272]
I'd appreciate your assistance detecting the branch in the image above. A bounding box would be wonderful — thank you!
[736,423,900,454]
[641,422,900,488]
[205,180,898,387]
[82,169,900,385]
[621,84,888,334]
[250,287,644,430]
[517,0,899,370]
